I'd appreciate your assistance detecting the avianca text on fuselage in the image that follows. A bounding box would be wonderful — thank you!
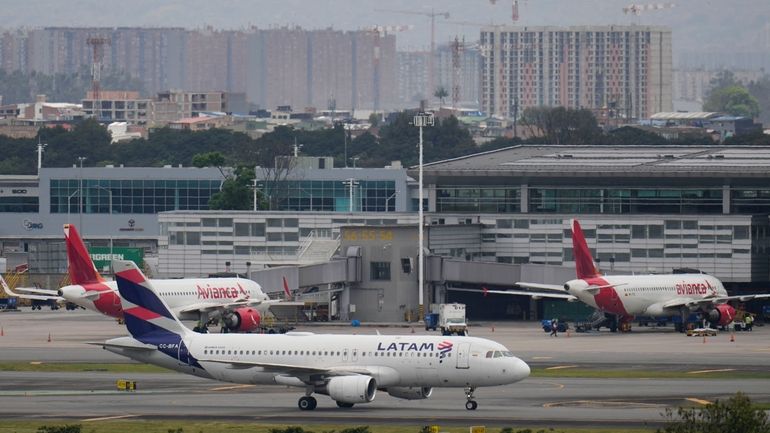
[196,283,249,300]
[675,280,715,296]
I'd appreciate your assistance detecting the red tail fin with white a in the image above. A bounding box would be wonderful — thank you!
[571,219,601,279]
[64,224,105,285]
[283,276,292,301]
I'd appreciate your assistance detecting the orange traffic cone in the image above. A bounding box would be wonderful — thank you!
[567,328,571,338]
[47,332,51,343]
[410,327,415,334]
[491,324,495,332]
[730,333,735,342]
[702,334,706,344]
[1,327,4,336]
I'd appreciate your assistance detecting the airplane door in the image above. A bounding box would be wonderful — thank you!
[456,343,470,369]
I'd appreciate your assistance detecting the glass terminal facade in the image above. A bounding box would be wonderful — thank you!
[49,179,223,214]
[259,180,397,212]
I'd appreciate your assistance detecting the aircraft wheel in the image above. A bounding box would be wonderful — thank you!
[336,401,355,408]
[298,396,317,411]
[465,400,478,410]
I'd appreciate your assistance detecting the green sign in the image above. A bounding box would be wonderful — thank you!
[89,247,144,273]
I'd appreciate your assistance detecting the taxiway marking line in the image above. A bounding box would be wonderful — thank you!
[545,365,578,370]
[531,356,553,360]
[208,384,256,391]
[82,414,139,422]
[686,368,735,374]
[685,398,712,406]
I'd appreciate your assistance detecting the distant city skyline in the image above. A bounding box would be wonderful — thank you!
[5,0,769,56]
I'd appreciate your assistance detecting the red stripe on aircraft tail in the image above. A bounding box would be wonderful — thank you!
[571,219,601,279]
[115,268,147,285]
[124,306,162,321]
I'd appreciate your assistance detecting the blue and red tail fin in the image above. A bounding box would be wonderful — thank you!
[571,219,602,279]
[64,224,105,285]
[113,260,189,343]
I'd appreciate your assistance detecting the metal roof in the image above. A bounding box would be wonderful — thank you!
[650,112,721,120]
[417,145,770,178]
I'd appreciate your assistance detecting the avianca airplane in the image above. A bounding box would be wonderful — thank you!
[3,224,273,333]
[456,219,770,330]
[96,260,530,411]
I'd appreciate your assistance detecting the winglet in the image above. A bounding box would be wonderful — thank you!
[571,219,601,279]
[64,224,106,284]
[113,260,189,342]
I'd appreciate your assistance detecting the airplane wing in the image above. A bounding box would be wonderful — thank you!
[515,282,565,291]
[198,358,373,377]
[176,298,270,315]
[0,276,63,301]
[448,287,577,301]
[664,293,770,310]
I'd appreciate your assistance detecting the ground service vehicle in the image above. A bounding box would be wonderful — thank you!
[439,303,468,336]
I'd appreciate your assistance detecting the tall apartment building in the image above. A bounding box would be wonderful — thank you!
[397,44,481,108]
[1,27,397,111]
[480,25,672,120]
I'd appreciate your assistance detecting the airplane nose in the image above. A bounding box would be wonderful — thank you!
[510,357,530,382]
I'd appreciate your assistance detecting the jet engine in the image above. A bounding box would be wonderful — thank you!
[386,386,433,400]
[323,375,377,404]
[222,307,261,333]
[706,304,736,327]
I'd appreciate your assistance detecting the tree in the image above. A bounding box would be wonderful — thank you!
[521,106,601,145]
[658,392,770,433]
[434,86,449,106]
[704,85,760,118]
[192,151,227,177]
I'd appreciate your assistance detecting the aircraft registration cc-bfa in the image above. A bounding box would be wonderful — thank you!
[95,260,531,411]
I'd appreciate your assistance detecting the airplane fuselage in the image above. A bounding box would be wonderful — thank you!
[564,273,727,318]
[60,278,267,319]
[104,333,530,389]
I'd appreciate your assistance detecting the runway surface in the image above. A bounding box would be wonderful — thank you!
[1,309,769,428]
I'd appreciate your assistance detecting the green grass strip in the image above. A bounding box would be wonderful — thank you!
[531,367,770,380]
[0,420,656,433]
[0,362,170,374]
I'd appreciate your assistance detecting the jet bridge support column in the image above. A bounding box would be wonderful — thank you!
[339,283,351,321]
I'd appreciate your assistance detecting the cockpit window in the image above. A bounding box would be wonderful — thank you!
[502,351,514,357]
[486,351,494,358]
[493,351,503,358]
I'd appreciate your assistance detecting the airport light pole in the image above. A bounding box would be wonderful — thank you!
[77,156,86,233]
[413,112,434,322]
[93,184,113,271]
[67,190,79,224]
[343,178,359,212]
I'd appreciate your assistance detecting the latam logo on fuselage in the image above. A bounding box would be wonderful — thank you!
[196,283,249,300]
[675,280,715,296]
[377,342,436,352]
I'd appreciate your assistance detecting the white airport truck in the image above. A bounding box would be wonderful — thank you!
[437,303,468,336]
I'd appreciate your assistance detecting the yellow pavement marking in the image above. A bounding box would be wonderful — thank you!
[753,348,770,352]
[531,356,553,360]
[686,398,712,406]
[29,361,42,365]
[686,368,735,375]
[529,380,565,389]
[208,384,256,391]
[82,414,139,422]
[545,365,578,370]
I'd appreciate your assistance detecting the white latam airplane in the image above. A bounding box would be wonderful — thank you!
[96,260,530,411]
[454,219,770,329]
[1,224,277,332]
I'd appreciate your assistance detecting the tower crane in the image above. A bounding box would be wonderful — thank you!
[376,9,450,102]
[363,25,414,111]
[623,2,676,15]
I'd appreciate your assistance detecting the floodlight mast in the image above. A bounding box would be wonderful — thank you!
[413,112,434,321]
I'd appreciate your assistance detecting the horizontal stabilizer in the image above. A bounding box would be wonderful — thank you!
[515,282,566,291]
[449,287,576,301]
[88,337,156,351]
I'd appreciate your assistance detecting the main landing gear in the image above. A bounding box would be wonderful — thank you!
[298,396,317,410]
[464,386,478,410]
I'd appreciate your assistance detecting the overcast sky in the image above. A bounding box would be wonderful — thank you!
[5,0,769,53]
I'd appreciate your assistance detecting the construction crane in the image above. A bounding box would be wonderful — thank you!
[488,0,520,22]
[363,25,413,111]
[376,9,450,103]
[623,2,676,15]
[86,35,111,121]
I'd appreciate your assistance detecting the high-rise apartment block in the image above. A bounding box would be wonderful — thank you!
[0,27,397,111]
[480,26,672,119]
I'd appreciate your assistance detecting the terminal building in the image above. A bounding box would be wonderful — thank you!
[2,145,770,321]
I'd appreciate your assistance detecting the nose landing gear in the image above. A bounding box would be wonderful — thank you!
[464,386,478,410]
